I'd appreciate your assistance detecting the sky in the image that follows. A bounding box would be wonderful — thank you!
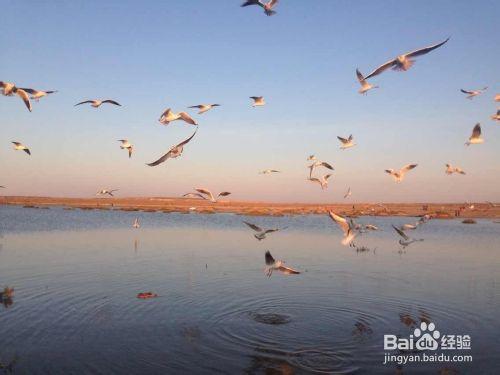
[1,0,499,203]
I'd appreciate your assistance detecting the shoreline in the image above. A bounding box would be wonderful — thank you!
[1,196,499,219]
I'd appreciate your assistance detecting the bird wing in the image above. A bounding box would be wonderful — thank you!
[176,129,198,148]
[102,99,121,106]
[188,105,203,109]
[278,265,300,275]
[16,89,32,111]
[471,123,481,138]
[265,250,275,265]
[385,169,395,175]
[243,221,262,232]
[460,89,474,95]
[217,191,231,197]
[195,188,215,202]
[405,37,450,58]
[146,149,176,167]
[392,225,409,240]
[18,88,37,94]
[328,211,350,236]
[178,112,197,125]
[183,193,206,199]
[324,174,332,181]
[320,162,334,170]
[269,0,279,7]
[364,58,397,80]
[128,147,133,158]
[75,100,94,106]
[337,136,348,144]
[400,164,418,174]
[241,0,263,7]
[355,69,367,84]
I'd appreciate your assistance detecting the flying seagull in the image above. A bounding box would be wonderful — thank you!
[259,169,281,174]
[146,129,197,167]
[392,225,424,249]
[96,189,118,197]
[118,140,133,158]
[491,109,500,121]
[241,0,279,16]
[243,221,286,241]
[1,82,32,111]
[188,104,220,114]
[12,142,31,155]
[159,108,197,126]
[344,187,352,199]
[460,87,487,100]
[309,174,332,190]
[308,161,334,178]
[337,135,356,150]
[264,251,300,277]
[133,218,140,228]
[193,188,231,203]
[75,99,121,108]
[445,164,465,175]
[385,164,418,183]
[18,88,57,101]
[328,211,357,246]
[465,123,483,146]
[363,38,450,79]
[250,96,265,107]
[356,69,378,94]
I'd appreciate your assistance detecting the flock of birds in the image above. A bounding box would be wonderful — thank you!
[1,1,499,277]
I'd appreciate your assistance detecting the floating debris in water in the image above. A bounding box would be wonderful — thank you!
[462,219,477,224]
[249,312,292,325]
[136,292,158,299]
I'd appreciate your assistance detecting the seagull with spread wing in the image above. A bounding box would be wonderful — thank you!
[337,135,356,150]
[12,142,31,155]
[249,96,265,107]
[146,130,197,167]
[1,82,32,111]
[309,174,332,190]
[243,221,286,241]
[96,189,118,197]
[264,251,300,277]
[356,69,378,94]
[344,187,352,199]
[159,108,197,125]
[241,0,279,16]
[465,123,483,146]
[188,104,220,114]
[460,87,487,99]
[328,211,357,246]
[259,169,281,174]
[363,38,449,79]
[392,225,424,249]
[192,188,231,203]
[385,164,418,183]
[75,99,121,108]
[445,164,466,175]
[118,140,133,158]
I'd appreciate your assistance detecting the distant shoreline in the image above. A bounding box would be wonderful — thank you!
[1,196,499,219]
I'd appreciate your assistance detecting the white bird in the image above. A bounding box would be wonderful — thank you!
[159,108,197,125]
[328,211,357,246]
[19,88,57,101]
[241,0,279,16]
[385,164,418,183]
[491,109,500,121]
[264,251,300,278]
[392,225,424,249]
[1,82,32,111]
[133,218,140,228]
[147,130,197,167]
[259,169,281,174]
[188,104,220,114]
[465,123,483,146]
[308,161,334,178]
[118,140,133,158]
[243,221,286,241]
[445,164,466,175]
[460,87,487,99]
[356,69,378,94]
[344,187,352,199]
[75,99,121,108]
[337,135,356,150]
[192,188,231,203]
[309,174,332,190]
[12,141,31,155]
[96,189,118,197]
[363,38,449,79]
[249,96,265,107]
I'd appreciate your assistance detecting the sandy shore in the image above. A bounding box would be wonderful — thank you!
[1,196,499,219]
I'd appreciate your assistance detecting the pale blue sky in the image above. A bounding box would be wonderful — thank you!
[1,0,499,202]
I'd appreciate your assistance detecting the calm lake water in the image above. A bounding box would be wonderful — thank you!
[0,205,499,374]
